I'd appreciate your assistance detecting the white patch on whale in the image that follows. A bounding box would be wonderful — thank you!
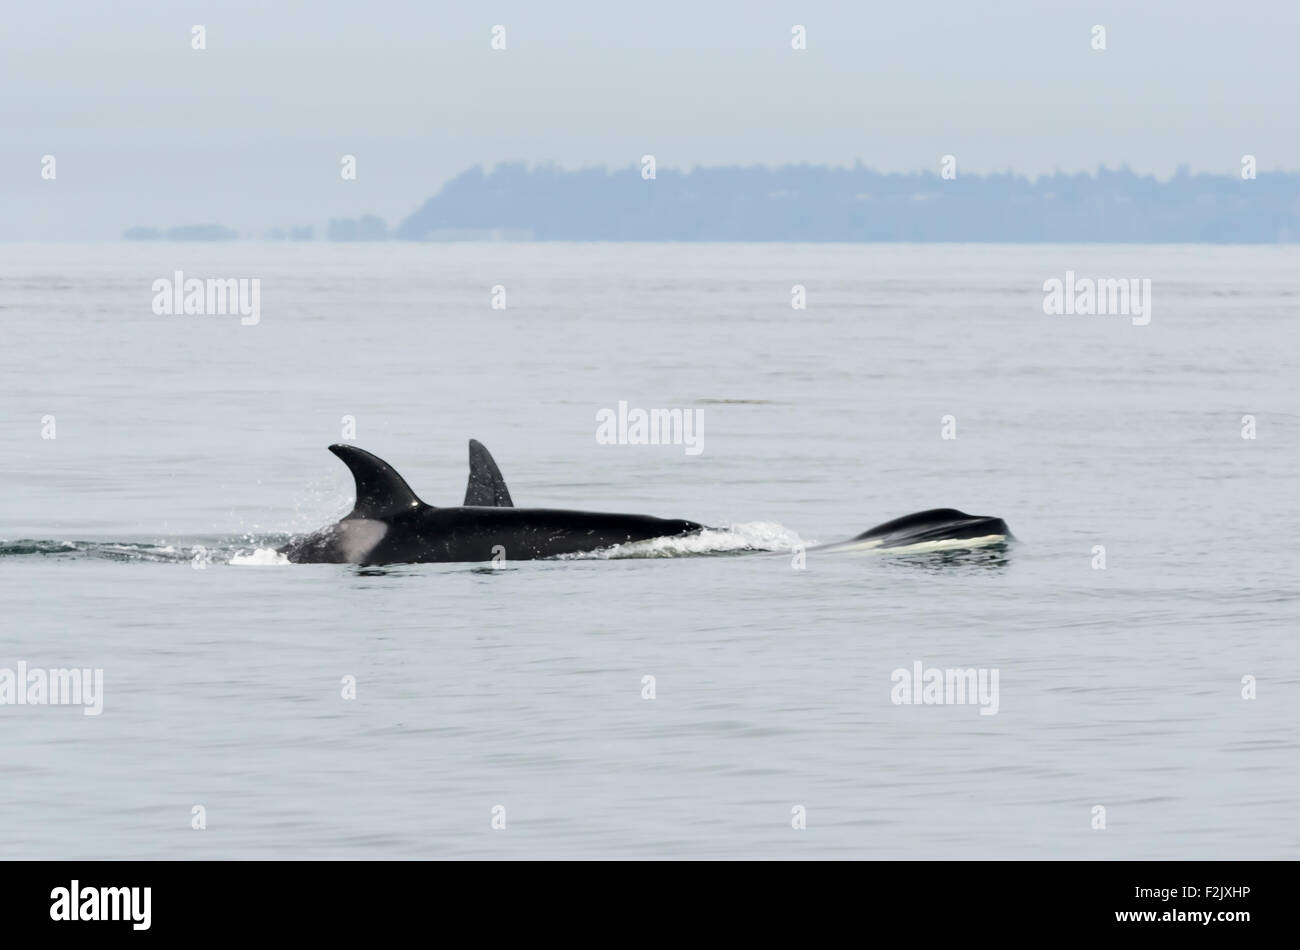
[333,519,388,562]
[821,533,1007,555]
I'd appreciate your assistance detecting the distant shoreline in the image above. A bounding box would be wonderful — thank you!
[122,161,1300,245]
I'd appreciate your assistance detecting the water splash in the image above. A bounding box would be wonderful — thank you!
[0,536,289,566]
[1,524,1007,568]
[564,521,806,559]
[229,547,291,566]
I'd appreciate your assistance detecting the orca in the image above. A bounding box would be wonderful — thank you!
[277,442,1012,564]
[278,442,702,564]
[809,508,1012,555]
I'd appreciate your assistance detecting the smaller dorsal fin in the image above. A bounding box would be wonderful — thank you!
[464,439,514,507]
[329,445,426,518]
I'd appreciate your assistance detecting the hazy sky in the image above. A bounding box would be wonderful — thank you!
[3,0,1298,239]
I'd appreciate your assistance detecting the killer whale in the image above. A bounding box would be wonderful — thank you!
[809,508,1012,555]
[278,442,702,564]
[277,442,1012,564]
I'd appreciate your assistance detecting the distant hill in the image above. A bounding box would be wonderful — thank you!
[396,163,1300,243]
[326,215,389,241]
[123,224,239,241]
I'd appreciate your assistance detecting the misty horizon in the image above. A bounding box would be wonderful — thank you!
[6,1,1299,240]
[110,160,1300,244]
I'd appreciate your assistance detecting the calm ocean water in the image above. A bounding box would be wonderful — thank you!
[1,242,1297,859]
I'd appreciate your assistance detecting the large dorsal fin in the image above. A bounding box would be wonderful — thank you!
[463,439,514,507]
[329,444,426,518]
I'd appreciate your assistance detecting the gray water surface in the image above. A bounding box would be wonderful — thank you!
[1,242,1297,858]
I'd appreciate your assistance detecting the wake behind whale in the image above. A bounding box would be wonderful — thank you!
[277,441,1012,566]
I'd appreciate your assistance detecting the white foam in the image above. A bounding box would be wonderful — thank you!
[229,547,291,566]
[569,521,806,559]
